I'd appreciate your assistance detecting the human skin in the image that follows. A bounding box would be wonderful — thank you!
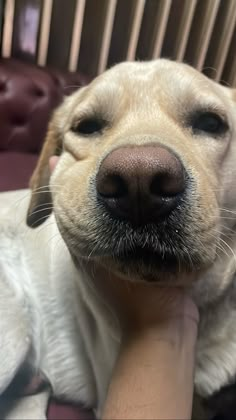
[101,278,199,420]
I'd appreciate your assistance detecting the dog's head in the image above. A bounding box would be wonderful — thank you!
[27,60,236,295]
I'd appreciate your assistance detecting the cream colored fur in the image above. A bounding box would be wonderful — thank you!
[1,60,236,419]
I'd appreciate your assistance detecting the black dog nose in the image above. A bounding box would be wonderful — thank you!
[96,145,186,225]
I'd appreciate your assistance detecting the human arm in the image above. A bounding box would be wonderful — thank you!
[101,284,199,420]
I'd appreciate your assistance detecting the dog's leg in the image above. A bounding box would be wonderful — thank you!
[0,278,32,395]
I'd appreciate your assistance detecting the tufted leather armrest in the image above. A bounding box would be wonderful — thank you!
[0,58,89,154]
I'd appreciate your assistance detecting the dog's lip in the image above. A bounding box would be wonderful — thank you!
[114,245,179,269]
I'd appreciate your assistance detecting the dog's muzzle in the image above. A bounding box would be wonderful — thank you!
[94,145,192,277]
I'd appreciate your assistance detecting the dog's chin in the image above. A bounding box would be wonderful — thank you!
[59,213,216,284]
[96,247,197,284]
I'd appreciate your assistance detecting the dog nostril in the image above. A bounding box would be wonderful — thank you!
[97,174,128,198]
[150,171,185,198]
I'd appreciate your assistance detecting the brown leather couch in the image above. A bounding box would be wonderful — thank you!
[0,58,89,191]
[0,58,94,419]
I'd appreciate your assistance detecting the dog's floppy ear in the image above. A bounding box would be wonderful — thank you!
[27,86,87,228]
[26,112,62,228]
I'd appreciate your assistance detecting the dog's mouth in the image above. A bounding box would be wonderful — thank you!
[90,218,203,281]
[101,234,204,283]
[114,245,180,272]
[60,202,215,282]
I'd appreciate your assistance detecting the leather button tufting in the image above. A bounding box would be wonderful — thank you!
[33,87,45,97]
[11,115,28,126]
[0,80,7,92]
[0,58,89,153]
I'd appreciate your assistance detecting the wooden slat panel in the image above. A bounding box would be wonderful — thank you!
[206,0,236,82]
[108,0,138,67]
[126,0,145,61]
[69,0,86,72]
[78,0,110,77]
[161,0,197,60]
[227,42,236,87]
[11,0,41,62]
[221,26,236,87]
[136,0,159,60]
[97,0,117,74]
[1,0,15,57]
[1,0,235,84]
[37,0,53,66]
[151,0,172,58]
[0,1,5,47]
[185,0,220,71]
[173,0,197,61]
[231,62,236,88]
[47,0,76,70]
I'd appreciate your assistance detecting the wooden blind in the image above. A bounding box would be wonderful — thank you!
[1,0,236,86]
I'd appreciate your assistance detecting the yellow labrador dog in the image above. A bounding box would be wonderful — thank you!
[1,59,236,419]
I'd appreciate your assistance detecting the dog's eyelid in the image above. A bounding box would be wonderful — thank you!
[192,103,226,117]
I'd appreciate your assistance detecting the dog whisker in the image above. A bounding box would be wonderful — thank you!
[30,214,53,228]
[219,208,236,216]
[27,206,54,217]
[63,84,82,92]
[218,237,236,266]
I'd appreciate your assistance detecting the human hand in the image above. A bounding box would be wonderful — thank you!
[87,263,199,336]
